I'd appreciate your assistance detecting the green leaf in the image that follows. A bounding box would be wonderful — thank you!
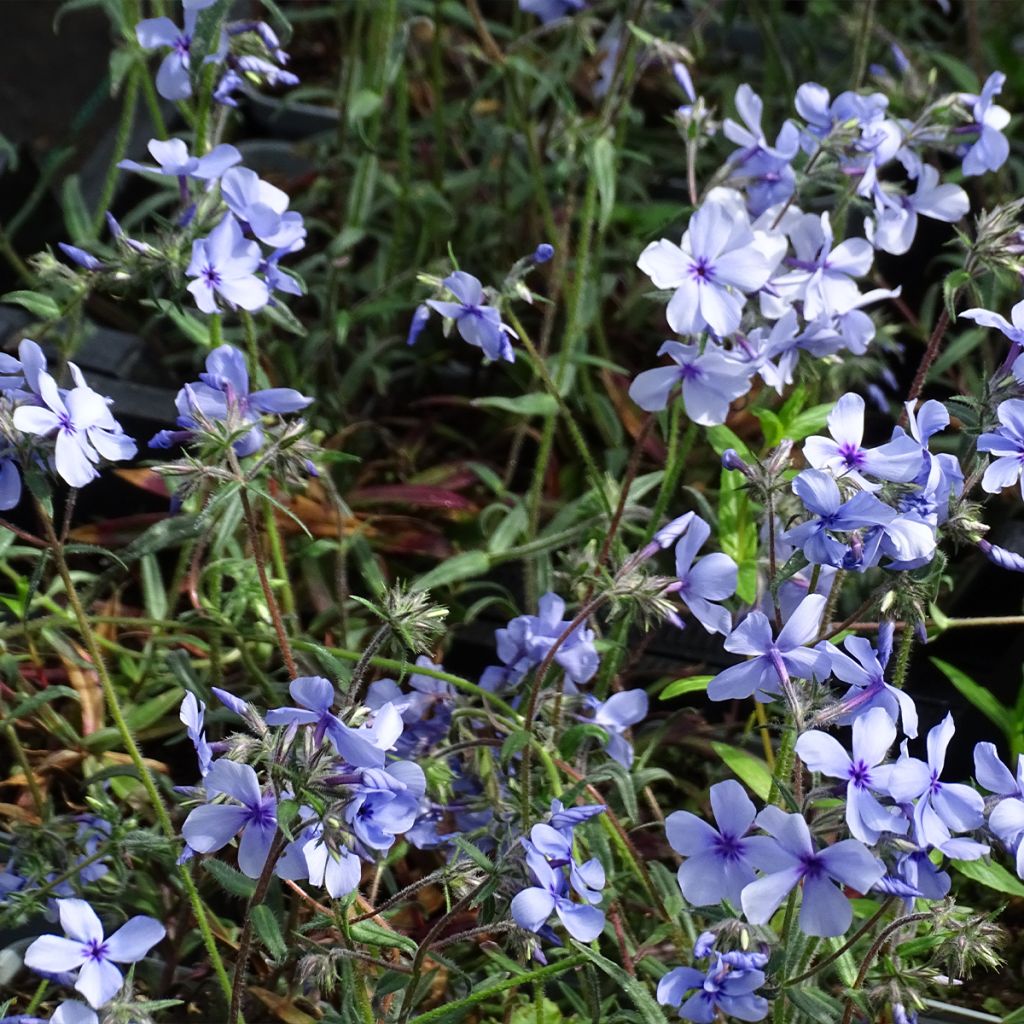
[1,290,61,320]
[5,685,78,721]
[203,859,256,898]
[785,987,846,1023]
[943,268,973,320]
[718,466,757,603]
[411,551,490,592]
[348,88,382,122]
[705,424,753,462]
[61,175,92,243]
[710,741,773,801]
[140,554,167,620]
[125,689,184,733]
[587,132,617,231]
[785,404,833,443]
[472,394,557,417]
[951,857,1024,898]
[751,408,783,446]
[931,658,1009,740]
[487,503,527,554]
[659,675,713,700]
[251,904,288,962]
[350,919,418,956]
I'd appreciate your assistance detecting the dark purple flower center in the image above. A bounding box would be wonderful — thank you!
[929,770,942,796]
[848,759,872,789]
[248,798,276,828]
[712,831,745,862]
[689,257,714,283]
[83,939,109,962]
[173,33,192,58]
[58,413,75,434]
[680,362,703,382]
[837,442,866,469]
[202,264,222,288]
[798,852,825,880]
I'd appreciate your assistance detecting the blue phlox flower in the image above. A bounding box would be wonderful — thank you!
[974,742,1024,874]
[628,341,752,424]
[267,675,401,768]
[867,165,969,255]
[426,271,518,363]
[740,806,884,937]
[547,799,605,837]
[345,761,426,851]
[657,953,769,1023]
[976,399,1024,497]
[181,759,278,878]
[180,692,212,777]
[637,195,773,337]
[301,824,362,898]
[960,71,1011,176]
[723,84,800,215]
[23,898,164,1009]
[135,7,203,100]
[511,846,605,942]
[161,343,312,455]
[13,371,136,488]
[795,706,907,843]
[665,513,737,634]
[707,594,831,702]
[824,631,919,738]
[579,689,648,768]
[802,392,923,490]
[485,592,600,690]
[119,138,241,184]
[73,816,112,884]
[887,713,986,850]
[262,247,305,300]
[665,779,774,907]
[186,214,270,314]
[406,304,432,347]
[221,167,306,251]
[773,213,874,320]
[961,299,1024,349]
[784,469,895,568]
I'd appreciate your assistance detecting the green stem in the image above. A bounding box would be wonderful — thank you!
[32,497,234,1009]
[890,621,915,690]
[92,66,139,234]
[208,313,223,349]
[644,413,697,544]
[508,312,611,516]
[0,695,45,818]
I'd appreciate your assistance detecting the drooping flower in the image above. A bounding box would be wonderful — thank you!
[511,846,604,942]
[180,693,212,777]
[181,759,278,878]
[220,167,306,252]
[664,514,737,634]
[23,899,164,1008]
[637,197,773,337]
[707,594,831,702]
[868,166,970,255]
[888,713,986,850]
[960,300,1024,348]
[796,707,907,843]
[740,806,884,936]
[425,271,517,363]
[666,780,773,907]
[266,675,401,768]
[578,689,648,768]
[628,341,751,423]
[960,71,1011,177]
[481,593,599,692]
[13,372,136,488]
[803,392,923,490]
[186,214,270,314]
